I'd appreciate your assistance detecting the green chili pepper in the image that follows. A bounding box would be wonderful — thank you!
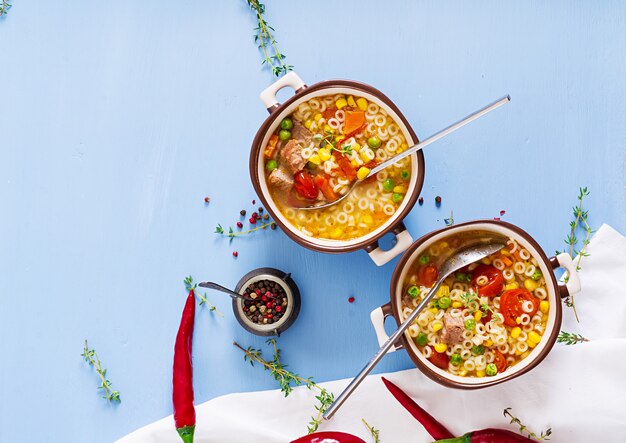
[407,285,419,298]
[531,269,542,281]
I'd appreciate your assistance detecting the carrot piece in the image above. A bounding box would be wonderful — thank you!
[314,174,339,201]
[264,135,280,159]
[343,110,366,134]
[333,150,357,180]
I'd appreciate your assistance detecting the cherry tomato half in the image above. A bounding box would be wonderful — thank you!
[493,349,507,373]
[293,171,319,200]
[427,346,450,370]
[500,288,540,327]
[471,264,505,298]
[418,264,439,287]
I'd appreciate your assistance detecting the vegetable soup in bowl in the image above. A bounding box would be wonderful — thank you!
[371,220,582,388]
[250,72,425,266]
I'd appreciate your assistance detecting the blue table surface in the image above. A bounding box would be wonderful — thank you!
[1,1,625,441]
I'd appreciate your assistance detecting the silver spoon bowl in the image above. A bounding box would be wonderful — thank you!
[297,95,510,211]
[322,241,506,420]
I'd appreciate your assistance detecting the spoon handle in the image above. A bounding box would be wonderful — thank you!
[198,281,243,300]
[322,277,447,421]
[367,95,511,178]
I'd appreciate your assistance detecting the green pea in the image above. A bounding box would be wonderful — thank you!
[367,136,381,148]
[486,363,498,376]
[431,299,440,309]
[407,285,419,298]
[392,193,403,203]
[280,118,293,130]
[531,269,542,281]
[418,254,429,265]
[471,345,485,355]
[465,318,476,330]
[438,296,451,309]
[415,332,428,347]
[450,353,462,366]
[266,159,278,171]
[279,129,291,141]
[382,178,395,192]
[401,170,410,180]
[455,272,471,283]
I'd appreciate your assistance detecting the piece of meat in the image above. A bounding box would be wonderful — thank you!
[268,167,294,192]
[292,119,312,146]
[440,313,464,345]
[279,139,307,174]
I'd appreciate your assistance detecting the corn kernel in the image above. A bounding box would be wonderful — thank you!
[352,142,361,151]
[304,119,312,129]
[314,113,323,121]
[329,227,343,239]
[396,148,404,153]
[526,338,537,349]
[459,369,468,377]
[437,285,450,297]
[350,159,359,167]
[359,149,373,162]
[524,279,538,291]
[515,349,523,356]
[484,339,493,347]
[323,124,333,133]
[347,95,356,107]
[335,135,344,143]
[432,322,443,332]
[356,97,368,111]
[476,370,486,378]
[452,301,463,308]
[434,343,447,353]
[362,214,373,224]
[510,327,521,339]
[393,185,407,194]
[440,241,449,249]
[481,257,492,265]
[516,316,522,324]
[500,248,511,255]
[401,143,408,149]
[505,282,519,290]
[308,154,321,165]
[336,98,348,109]
[539,300,550,314]
[474,311,482,321]
[528,331,542,344]
[429,308,439,314]
[357,167,370,180]
[319,148,331,161]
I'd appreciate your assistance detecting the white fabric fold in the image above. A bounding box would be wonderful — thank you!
[118,224,626,443]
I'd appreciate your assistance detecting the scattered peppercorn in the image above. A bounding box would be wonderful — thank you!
[232,251,238,258]
[271,223,277,230]
[348,296,355,303]
[494,217,501,221]
[418,197,424,205]
[435,196,442,206]
[252,199,256,205]
[500,210,506,216]
[251,212,258,219]
[204,197,210,203]
[258,207,264,213]
[236,221,243,229]
[240,210,246,216]
[249,217,257,224]
[263,214,269,221]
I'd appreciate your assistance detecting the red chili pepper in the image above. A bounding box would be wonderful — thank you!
[173,290,196,443]
[290,431,367,443]
[434,428,535,442]
[381,377,454,440]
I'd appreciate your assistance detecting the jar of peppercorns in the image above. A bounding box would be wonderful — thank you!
[232,267,301,336]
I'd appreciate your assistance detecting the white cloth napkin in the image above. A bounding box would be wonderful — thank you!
[118,224,626,443]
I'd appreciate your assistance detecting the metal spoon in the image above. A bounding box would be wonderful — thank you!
[322,241,506,420]
[298,95,510,210]
[198,281,249,301]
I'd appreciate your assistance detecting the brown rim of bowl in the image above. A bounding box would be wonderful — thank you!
[249,79,426,254]
[388,219,564,389]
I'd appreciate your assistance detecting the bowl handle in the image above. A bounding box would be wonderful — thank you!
[370,302,404,352]
[549,253,582,299]
[366,223,413,266]
[259,72,307,113]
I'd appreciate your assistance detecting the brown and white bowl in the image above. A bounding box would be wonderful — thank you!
[370,219,582,388]
[250,72,425,266]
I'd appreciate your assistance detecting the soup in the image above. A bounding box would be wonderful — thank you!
[400,231,550,378]
[263,93,412,240]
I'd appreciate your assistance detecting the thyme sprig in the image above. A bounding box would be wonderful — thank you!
[460,292,498,323]
[215,222,274,242]
[503,408,551,440]
[362,418,381,443]
[557,331,589,345]
[557,187,593,322]
[233,339,334,434]
[245,0,293,77]
[81,340,121,403]
[444,210,454,226]
[0,0,11,17]
[184,276,224,317]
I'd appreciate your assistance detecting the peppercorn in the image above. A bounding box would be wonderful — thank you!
[252,199,256,205]
[500,210,506,216]
[204,197,210,203]
[418,197,424,205]
[348,296,355,303]
[249,217,256,224]
[270,223,277,230]
[236,221,243,229]
[240,209,246,216]
[232,251,238,258]
[258,207,264,213]
[263,214,269,221]
[275,305,282,312]
[251,212,258,219]
[435,196,442,206]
